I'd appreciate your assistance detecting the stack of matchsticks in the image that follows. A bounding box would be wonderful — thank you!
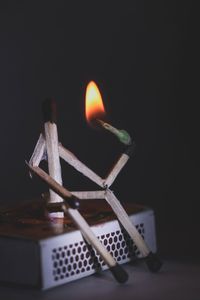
[28,98,162,284]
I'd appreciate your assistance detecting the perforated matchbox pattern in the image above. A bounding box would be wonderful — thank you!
[52,223,145,281]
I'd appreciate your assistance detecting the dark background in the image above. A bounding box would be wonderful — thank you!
[0,1,199,259]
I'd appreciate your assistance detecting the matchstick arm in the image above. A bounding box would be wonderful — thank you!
[58,142,136,190]
[105,189,163,272]
[59,144,104,188]
[104,142,136,188]
[124,141,136,157]
[71,191,105,199]
[27,163,80,209]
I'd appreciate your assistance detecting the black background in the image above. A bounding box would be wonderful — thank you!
[0,1,199,259]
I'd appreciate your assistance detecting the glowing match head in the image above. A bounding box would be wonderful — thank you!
[85,81,106,125]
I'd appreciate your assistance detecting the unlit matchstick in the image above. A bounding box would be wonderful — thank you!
[29,133,46,168]
[27,163,128,283]
[42,98,63,218]
[58,138,162,271]
[43,191,105,212]
[71,190,105,199]
[103,141,162,272]
[43,191,104,213]
[27,162,79,209]
[105,190,162,272]
[28,137,104,188]
[59,144,104,187]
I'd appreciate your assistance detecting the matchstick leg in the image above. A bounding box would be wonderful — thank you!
[66,207,129,283]
[105,189,162,272]
[71,191,105,199]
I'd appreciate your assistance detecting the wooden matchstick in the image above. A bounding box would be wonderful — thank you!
[71,191,105,199]
[45,191,105,212]
[59,144,104,187]
[104,142,136,188]
[105,189,162,272]
[65,207,128,283]
[42,98,63,218]
[27,163,128,283]
[58,142,161,271]
[58,142,136,189]
[29,140,104,188]
[97,119,132,145]
[27,162,79,209]
[28,118,161,271]
[29,133,46,168]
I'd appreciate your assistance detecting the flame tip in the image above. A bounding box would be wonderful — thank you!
[85,81,105,123]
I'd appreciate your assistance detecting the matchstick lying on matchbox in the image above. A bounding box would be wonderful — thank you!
[27,163,128,284]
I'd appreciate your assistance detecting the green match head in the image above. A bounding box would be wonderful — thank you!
[117,129,132,145]
[98,120,132,145]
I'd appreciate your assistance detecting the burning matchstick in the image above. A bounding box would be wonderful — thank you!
[97,119,132,145]
[85,81,132,146]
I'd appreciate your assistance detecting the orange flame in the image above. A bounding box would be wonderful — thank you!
[85,81,105,124]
